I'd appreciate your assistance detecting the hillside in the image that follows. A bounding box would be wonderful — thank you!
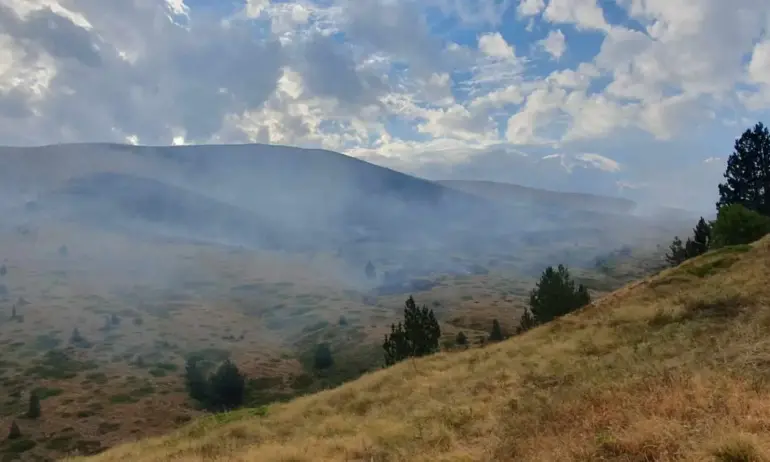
[436,179,637,214]
[69,237,770,462]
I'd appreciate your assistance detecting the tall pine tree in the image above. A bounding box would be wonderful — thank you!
[383,296,441,366]
[718,122,770,215]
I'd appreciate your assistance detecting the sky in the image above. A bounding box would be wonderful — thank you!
[1,0,770,213]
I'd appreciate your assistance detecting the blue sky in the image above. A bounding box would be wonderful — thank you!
[1,0,770,212]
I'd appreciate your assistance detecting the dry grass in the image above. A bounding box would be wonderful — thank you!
[69,238,770,461]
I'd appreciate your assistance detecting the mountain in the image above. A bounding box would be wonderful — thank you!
[0,142,687,278]
[436,179,637,214]
[71,236,770,462]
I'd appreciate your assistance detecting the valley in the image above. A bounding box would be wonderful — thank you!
[0,143,685,461]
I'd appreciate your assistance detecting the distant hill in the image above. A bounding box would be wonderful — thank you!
[0,142,689,277]
[436,179,637,214]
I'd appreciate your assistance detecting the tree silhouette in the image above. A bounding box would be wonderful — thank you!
[27,391,41,419]
[489,319,504,342]
[313,343,334,370]
[529,265,591,325]
[718,122,770,215]
[208,360,246,411]
[383,296,441,366]
[455,331,468,346]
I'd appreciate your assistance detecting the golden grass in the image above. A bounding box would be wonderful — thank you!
[70,238,770,462]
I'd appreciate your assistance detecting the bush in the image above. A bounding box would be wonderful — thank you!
[455,331,468,346]
[711,203,770,248]
[185,358,246,412]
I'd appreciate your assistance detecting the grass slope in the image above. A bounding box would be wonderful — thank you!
[70,238,770,461]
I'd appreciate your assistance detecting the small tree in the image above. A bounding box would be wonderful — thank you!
[184,358,209,405]
[7,420,20,439]
[665,236,688,267]
[27,391,40,419]
[382,296,441,366]
[0,264,6,276]
[208,360,246,411]
[688,217,712,256]
[517,308,537,333]
[313,343,334,370]
[10,305,16,320]
[529,265,591,325]
[365,261,377,280]
[711,203,770,248]
[489,319,504,342]
[455,331,468,346]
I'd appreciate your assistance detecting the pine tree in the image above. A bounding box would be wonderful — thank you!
[10,305,16,320]
[455,331,468,346]
[665,236,688,267]
[529,265,591,325]
[718,122,770,215]
[208,360,246,411]
[184,358,209,405]
[7,420,20,439]
[313,343,334,370]
[689,217,712,255]
[517,308,537,333]
[365,261,376,280]
[489,319,504,342]
[382,296,441,366]
[27,391,41,419]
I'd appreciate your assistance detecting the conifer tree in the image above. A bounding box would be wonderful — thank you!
[184,358,209,404]
[208,360,246,411]
[665,236,688,267]
[455,331,468,346]
[27,391,40,419]
[313,343,334,370]
[718,122,770,215]
[489,319,504,342]
[382,296,441,366]
[517,307,537,333]
[529,265,591,325]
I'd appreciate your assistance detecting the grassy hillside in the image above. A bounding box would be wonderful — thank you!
[64,237,770,461]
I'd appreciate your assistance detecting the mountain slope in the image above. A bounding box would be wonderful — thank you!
[73,238,770,462]
[436,179,637,214]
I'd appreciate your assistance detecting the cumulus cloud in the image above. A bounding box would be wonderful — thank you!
[0,0,769,211]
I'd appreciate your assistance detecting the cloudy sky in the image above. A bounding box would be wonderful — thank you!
[1,0,770,212]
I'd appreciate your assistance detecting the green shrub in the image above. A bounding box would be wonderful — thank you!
[711,204,770,248]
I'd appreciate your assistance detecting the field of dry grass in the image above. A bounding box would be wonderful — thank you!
[68,237,770,462]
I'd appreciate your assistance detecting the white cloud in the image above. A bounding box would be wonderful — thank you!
[478,32,515,59]
[517,0,545,17]
[539,29,566,59]
[543,0,608,31]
